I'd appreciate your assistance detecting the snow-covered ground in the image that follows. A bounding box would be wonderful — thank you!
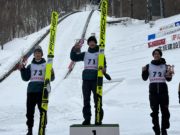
[0,10,180,135]
[0,26,50,79]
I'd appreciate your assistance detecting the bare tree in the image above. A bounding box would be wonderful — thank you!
[0,0,179,45]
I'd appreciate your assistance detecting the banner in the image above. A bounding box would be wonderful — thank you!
[148,21,180,41]
[159,41,180,51]
[160,21,180,31]
[148,27,180,41]
[160,23,175,31]
[148,34,156,40]
[156,27,180,39]
[148,38,165,48]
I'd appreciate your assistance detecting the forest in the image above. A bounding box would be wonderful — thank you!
[0,0,179,45]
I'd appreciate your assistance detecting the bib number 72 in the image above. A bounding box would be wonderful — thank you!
[153,71,162,77]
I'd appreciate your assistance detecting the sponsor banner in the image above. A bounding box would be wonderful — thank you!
[158,40,180,51]
[172,33,180,41]
[156,27,180,39]
[160,21,180,31]
[148,27,180,41]
[160,23,175,31]
[148,34,156,41]
[148,21,180,41]
[148,38,166,48]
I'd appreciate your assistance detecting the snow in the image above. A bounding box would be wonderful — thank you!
[0,10,180,135]
[0,27,49,79]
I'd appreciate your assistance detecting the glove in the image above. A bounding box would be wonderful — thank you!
[16,63,24,70]
[16,57,27,70]
[104,73,111,80]
[142,66,147,72]
[73,44,81,53]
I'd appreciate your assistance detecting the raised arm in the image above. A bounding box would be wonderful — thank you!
[70,45,85,62]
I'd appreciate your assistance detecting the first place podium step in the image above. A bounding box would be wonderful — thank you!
[70,124,120,135]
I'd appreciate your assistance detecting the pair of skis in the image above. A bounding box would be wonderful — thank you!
[64,39,84,79]
[95,0,108,125]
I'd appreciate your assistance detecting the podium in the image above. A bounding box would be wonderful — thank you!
[70,124,120,135]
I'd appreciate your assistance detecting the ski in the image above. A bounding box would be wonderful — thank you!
[38,11,58,135]
[68,39,84,70]
[64,39,84,79]
[95,0,108,125]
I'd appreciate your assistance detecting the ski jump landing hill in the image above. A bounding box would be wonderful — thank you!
[0,9,180,135]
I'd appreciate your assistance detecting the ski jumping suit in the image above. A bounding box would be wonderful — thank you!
[20,58,55,129]
[142,58,171,134]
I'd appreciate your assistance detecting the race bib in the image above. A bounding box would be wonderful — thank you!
[30,63,46,82]
[149,64,166,83]
[84,52,98,70]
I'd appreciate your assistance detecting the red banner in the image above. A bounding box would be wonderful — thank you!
[148,39,166,48]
